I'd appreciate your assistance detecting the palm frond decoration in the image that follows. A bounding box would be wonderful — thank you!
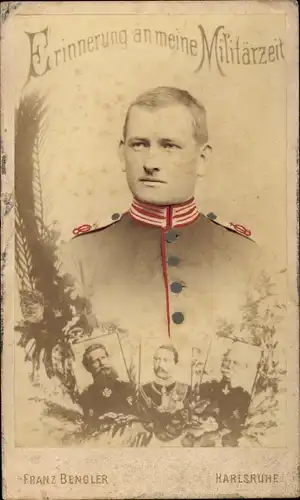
[15,89,92,389]
[31,124,46,240]
[15,204,35,291]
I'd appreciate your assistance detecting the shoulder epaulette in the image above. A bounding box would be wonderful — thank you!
[205,212,256,242]
[71,212,124,239]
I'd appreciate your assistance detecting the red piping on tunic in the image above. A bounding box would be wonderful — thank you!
[128,198,200,337]
[160,228,171,338]
[160,206,172,337]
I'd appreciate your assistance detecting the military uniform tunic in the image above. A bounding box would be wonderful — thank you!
[138,380,191,441]
[78,372,133,421]
[140,381,191,414]
[60,198,262,348]
[197,377,251,432]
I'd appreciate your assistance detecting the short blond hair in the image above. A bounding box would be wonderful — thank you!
[123,86,208,145]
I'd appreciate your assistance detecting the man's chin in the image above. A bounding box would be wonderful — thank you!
[155,373,171,382]
[133,189,187,206]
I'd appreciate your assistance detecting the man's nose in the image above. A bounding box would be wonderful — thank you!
[144,148,161,172]
[143,165,160,175]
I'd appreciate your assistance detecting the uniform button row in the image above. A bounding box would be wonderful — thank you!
[165,231,183,324]
[172,312,184,324]
[167,255,180,267]
[170,282,183,293]
[165,230,180,243]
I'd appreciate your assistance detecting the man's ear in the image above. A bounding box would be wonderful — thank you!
[118,140,126,172]
[197,143,212,177]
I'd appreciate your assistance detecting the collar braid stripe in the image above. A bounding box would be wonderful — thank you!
[129,197,199,229]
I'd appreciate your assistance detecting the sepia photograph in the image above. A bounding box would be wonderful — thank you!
[190,337,261,447]
[137,339,194,444]
[1,1,298,499]
[9,0,295,452]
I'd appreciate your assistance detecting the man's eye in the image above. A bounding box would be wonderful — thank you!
[131,142,148,150]
[162,142,180,149]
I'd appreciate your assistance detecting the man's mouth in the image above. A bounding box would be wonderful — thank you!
[139,178,166,184]
[98,366,116,376]
[156,369,168,376]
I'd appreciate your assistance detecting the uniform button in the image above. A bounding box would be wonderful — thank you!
[111,213,121,221]
[170,282,183,294]
[168,256,180,267]
[207,212,217,220]
[172,312,184,324]
[165,230,179,243]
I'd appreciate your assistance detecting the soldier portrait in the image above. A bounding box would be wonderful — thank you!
[60,85,263,345]
[3,2,298,498]
[10,1,293,461]
[189,338,261,447]
[139,343,191,415]
[76,342,134,425]
[136,340,193,442]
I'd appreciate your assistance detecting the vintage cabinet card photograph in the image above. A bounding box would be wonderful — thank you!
[1,0,299,498]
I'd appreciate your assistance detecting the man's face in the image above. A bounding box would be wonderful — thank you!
[153,348,176,381]
[120,104,205,205]
[87,348,109,376]
[221,353,240,382]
